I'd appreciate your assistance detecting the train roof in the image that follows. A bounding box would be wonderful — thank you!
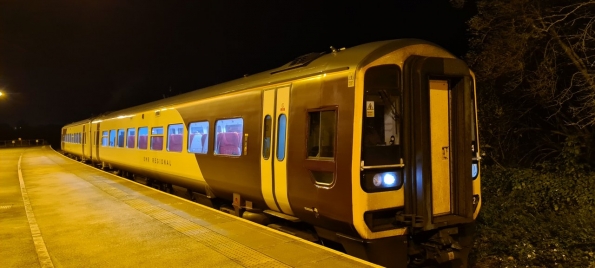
[63,39,452,128]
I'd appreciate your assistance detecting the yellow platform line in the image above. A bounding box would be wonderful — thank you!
[18,153,54,268]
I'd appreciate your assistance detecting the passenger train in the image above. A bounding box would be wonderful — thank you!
[62,39,481,267]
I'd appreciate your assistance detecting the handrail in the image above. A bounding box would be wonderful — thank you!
[360,158,405,171]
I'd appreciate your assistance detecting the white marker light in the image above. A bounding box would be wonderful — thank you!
[472,163,479,178]
[372,174,382,187]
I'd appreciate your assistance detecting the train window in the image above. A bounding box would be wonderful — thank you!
[262,115,272,159]
[138,127,148,149]
[127,128,135,149]
[307,110,336,158]
[109,130,116,147]
[361,64,402,166]
[167,124,184,152]
[277,114,287,161]
[214,118,243,156]
[188,121,209,154]
[117,129,125,148]
[151,127,164,151]
[101,131,108,146]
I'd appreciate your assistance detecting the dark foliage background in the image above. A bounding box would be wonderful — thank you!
[465,0,595,266]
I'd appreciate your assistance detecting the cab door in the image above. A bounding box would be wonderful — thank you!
[82,125,86,158]
[95,122,101,162]
[260,86,294,215]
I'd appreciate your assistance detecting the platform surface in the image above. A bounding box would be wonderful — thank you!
[0,147,379,267]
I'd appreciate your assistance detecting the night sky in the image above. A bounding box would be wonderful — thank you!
[0,0,474,126]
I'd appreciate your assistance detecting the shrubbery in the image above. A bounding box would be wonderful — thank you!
[472,163,595,267]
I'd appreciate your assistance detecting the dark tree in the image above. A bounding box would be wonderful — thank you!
[467,0,595,166]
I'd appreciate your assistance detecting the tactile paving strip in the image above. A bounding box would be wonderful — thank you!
[80,172,290,267]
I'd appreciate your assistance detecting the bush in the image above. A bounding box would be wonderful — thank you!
[473,164,595,267]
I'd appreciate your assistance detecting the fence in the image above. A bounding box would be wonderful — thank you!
[0,139,48,148]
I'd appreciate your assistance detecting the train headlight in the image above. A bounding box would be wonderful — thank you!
[363,171,402,192]
[472,162,479,179]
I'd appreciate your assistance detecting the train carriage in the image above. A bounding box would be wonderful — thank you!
[62,39,481,267]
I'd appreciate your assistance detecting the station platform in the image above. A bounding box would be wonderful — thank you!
[0,147,379,268]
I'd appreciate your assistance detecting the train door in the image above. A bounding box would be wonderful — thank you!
[429,80,451,216]
[260,86,294,215]
[61,128,66,150]
[87,122,93,161]
[82,125,86,159]
[403,56,474,229]
[95,123,101,161]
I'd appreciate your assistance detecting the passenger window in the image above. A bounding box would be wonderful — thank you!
[307,110,336,158]
[277,114,287,161]
[127,128,135,148]
[101,131,109,146]
[188,121,209,154]
[167,124,184,152]
[262,115,272,159]
[117,129,125,148]
[138,127,148,149]
[109,130,116,147]
[214,118,243,156]
[151,127,164,151]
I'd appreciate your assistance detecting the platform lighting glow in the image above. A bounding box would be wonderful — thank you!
[383,173,396,186]
[0,91,3,96]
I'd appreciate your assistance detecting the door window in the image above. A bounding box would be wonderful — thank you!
[262,115,272,159]
[276,114,287,161]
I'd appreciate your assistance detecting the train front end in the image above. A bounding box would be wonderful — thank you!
[348,43,481,267]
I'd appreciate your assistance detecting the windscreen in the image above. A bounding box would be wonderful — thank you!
[361,65,401,166]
